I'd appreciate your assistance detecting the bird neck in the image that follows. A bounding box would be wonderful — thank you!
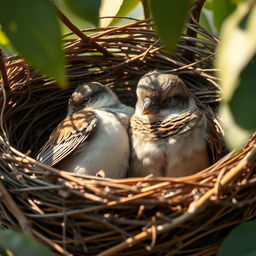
[101,103,134,115]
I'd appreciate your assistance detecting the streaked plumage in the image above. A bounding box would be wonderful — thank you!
[37,82,134,178]
[128,71,210,177]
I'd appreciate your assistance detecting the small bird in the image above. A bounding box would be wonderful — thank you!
[128,71,210,177]
[37,82,134,178]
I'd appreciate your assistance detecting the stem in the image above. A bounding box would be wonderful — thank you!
[190,0,206,25]
[185,0,206,62]
[56,7,113,57]
[0,182,32,236]
[0,50,10,91]
[141,0,150,19]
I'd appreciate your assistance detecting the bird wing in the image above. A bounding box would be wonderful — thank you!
[206,113,228,164]
[37,110,97,167]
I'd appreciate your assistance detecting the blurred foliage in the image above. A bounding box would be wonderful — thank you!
[219,103,251,149]
[54,0,93,35]
[65,0,100,27]
[204,0,213,10]
[0,29,16,56]
[0,0,65,86]
[200,8,217,35]
[216,0,256,148]
[212,0,237,31]
[149,0,191,52]
[218,221,256,256]
[99,0,124,27]
[0,229,51,256]
[100,0,140,27]
[230,56,256,130]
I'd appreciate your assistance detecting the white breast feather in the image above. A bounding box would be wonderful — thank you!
[59,109,130,178]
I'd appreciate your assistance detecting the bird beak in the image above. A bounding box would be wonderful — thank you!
[141,98,154,115]
[66,108,74,117]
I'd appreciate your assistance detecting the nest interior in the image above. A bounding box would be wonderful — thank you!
[0,17,256,256]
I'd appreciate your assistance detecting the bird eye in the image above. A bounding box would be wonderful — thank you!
[164,96,175,104]
[82,97,89,103]
[164,95,188,109]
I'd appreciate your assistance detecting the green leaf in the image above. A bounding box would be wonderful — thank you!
[229,56,256,130]
[0,30,9,45]
[99,0,123,27]
[109,0,140,26]
[244,252,256,256]
[219,103,250,150]
[0,0,65,85]
[0,246,11,256]
[200,8,217,35]
[149,0,191,52]
[65,0,100,27]
[0,229,51,256]
[212,0,237,31]
[204,0,213,10]
[216,0,256,102]
[218,221,256,256]
[232,0,247,4]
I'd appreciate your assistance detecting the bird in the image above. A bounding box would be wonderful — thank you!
[128,71,210,177]
[36,82,134,178]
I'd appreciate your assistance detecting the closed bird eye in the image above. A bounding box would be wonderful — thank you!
[165,96,178,105]
[164,95,188,109]
[83,97,89,103]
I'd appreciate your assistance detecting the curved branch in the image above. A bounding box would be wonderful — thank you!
[56,8,114,57]
[141,0,150,19]
[185,0,206,62]
[0,50,9,91]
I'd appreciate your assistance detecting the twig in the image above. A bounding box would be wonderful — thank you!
[8,147,109,197]
[99,16,140,22]
[98,210,195,256]
[0,50,10,144]
[0,50,9,91]
[91,19,151,39]
[185,0,206,62]
[190,0,206,26]
[56,7,113,57]
[0,182,32,236]
[141,0,150,19]
[33,230,72,256]
[106,47,161,71]
[98,147,256,256]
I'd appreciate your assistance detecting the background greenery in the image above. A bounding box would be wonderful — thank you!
[0,0,256,254]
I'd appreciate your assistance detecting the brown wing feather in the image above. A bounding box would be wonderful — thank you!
[205,113,228,164]
[37,110,97,167]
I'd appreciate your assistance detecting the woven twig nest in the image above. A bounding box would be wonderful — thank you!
[1,17,256,256]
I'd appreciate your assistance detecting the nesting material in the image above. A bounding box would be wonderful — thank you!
[0,18,256,256]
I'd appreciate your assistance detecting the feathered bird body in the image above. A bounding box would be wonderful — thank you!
[130,109,209,177]
[129,71,210,177]
[37,82,134,178]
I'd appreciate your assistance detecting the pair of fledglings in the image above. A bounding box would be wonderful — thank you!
[37,71,210,178]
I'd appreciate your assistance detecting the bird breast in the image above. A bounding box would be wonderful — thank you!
[130,109,204,141]
[58,109,130,178]
[129,109,210,177]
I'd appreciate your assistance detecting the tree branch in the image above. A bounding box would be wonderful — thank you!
[56,8,114,57]
[0,182,32,236]
[185,0,206,62]
[141,0,150,19]
[0,50,10,91]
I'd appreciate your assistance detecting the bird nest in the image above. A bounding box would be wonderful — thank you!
[1,15,256,256]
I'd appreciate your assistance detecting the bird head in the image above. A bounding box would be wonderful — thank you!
[67,82,120,115]
[135,71,196,119]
